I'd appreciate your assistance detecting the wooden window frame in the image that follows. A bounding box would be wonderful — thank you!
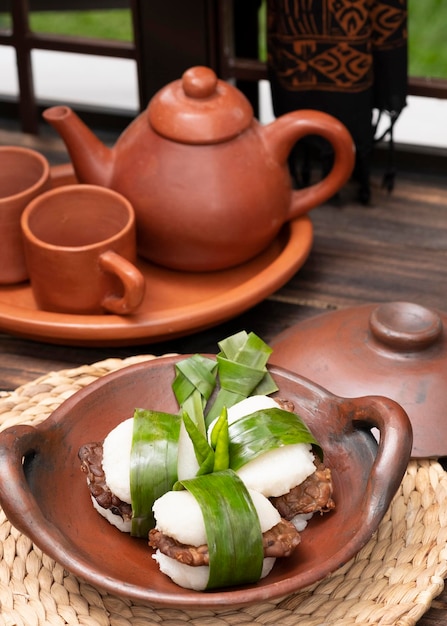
[0,0,446,136]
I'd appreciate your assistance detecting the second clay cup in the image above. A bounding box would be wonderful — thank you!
[0,146,50,284]
[21,184,146,315]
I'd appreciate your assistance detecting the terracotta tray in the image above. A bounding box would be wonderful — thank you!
[0,165,313,347]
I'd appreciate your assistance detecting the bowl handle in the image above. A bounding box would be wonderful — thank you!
[0,425,48,523]
[343,395,413,521]
[0,425,75,561]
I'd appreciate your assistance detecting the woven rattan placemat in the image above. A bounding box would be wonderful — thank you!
[0,355,446,626]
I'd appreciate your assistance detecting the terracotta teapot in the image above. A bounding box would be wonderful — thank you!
[43,66,355,272]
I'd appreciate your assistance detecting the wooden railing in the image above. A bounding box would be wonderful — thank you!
[0,0,136,133]
[1,0,446,135]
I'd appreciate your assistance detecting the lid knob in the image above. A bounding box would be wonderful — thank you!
[369,302,443,351]
[182,66,218,99]
[147,65,253,144]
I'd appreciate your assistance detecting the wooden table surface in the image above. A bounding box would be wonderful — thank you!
[1,124,447,623]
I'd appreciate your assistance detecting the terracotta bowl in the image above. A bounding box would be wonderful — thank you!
[0,356,412,610]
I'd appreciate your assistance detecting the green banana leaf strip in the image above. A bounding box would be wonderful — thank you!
[174,407,230,490]
[179,469,264,589]
[181,410,215,476]
[204,388,243,427]
[228,407,323,471]
[210,407,230,472]
[173,354,217,405]
[218,330,271,367]
[130,408,181,537]
[173,355,218,434]
[216,357,266,395]
[251,370,279,396]
[205,331,278,426]
[173,356,217,482]
[181,391,207,436]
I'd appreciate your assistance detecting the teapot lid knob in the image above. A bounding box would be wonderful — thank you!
[182,66,217,99]
[369,302,443,351]
[147,66,253,144]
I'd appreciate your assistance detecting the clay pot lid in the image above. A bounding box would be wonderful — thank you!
[147,66,253,144]
[270,301,447,458]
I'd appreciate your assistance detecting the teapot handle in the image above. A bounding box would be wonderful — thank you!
[262,110,356,219]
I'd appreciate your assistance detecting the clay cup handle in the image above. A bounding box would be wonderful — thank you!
[263,110,356,219]
[98,250,145,315]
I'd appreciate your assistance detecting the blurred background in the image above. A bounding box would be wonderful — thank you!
[0,0,446,149]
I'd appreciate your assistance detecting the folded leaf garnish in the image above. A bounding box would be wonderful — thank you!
[173,355,217,481]
[209,407,230,472]
[171,331,322,488]
[174,407,230,488]
[227,407,323,470]
[130,409,181,537]
[173,354,217,433]
[179,469,264,589]
[181,410,215,476]
[205,331,278,426]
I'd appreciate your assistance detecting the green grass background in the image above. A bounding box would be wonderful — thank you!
[0,1,445,78]
[407,0,446,77]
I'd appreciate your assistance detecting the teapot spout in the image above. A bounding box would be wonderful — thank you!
[43,106,114,187]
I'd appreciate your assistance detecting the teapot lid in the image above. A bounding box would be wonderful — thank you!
[270,301,447,459]
[147,66,253,144]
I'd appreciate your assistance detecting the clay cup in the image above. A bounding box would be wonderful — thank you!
[21,184,145,315]
[0,146,50,284]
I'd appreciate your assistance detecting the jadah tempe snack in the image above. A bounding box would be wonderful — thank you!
[78,331,335,591]
[149,470,300,590]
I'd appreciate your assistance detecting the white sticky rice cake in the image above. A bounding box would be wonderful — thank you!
[93,395,318,534]
[92,416,134,532]
[208,395,318,532]
[211,395,317,497]
[151,487,279,590]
